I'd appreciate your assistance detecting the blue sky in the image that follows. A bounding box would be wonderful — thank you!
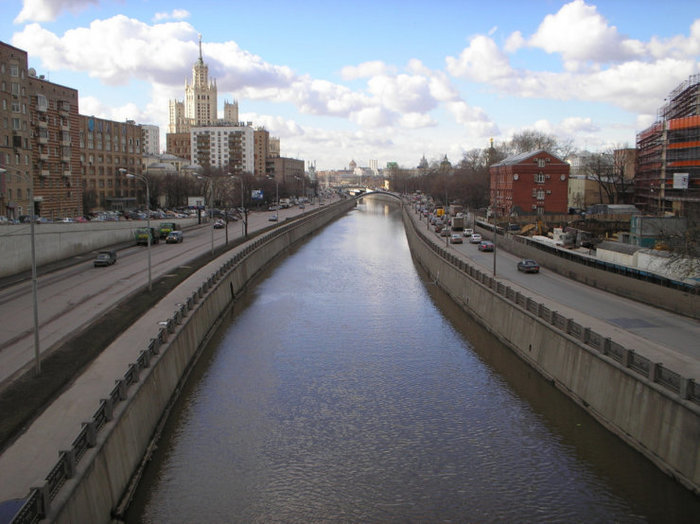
[3,0,699,170]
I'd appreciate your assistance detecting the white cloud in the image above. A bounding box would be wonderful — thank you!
[528,0,644,69]
[445,35,513,82]
[446,3,700,117]
[504,31,525,54]
[13,18,199,86]
[340,61,393,80]
[153,9,191,22]
[14,0,98,23]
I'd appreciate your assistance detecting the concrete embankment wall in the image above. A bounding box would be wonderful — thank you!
[0,218,198,278]
[404,208,700,494]
[35,199,356,524]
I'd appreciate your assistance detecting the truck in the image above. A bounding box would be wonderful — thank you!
[158,221,180,239]
[450,215,466,232]
[449,204,464,216]
[134,227,160,245]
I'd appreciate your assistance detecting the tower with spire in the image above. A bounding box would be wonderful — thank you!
[169,34,218,133]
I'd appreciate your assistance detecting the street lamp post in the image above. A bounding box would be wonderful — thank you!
[197,176,215,256]
[122,169,152,292]
[228,173,247,238]
[1,167,41,375]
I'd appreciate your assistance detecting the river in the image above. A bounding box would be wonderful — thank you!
[126,197,698,523]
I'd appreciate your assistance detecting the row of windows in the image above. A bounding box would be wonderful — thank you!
[667,147,700,162]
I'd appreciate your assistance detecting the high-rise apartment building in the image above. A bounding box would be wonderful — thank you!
[141,124,160,156]
[0,42,32,220]
[254,127,269,178]
[191,124,254,175]
[79,115,143,211]
[27,68,82,219]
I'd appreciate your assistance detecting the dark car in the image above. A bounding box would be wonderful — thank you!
[478,240,494,252]
[94,250,117,267]
[213,219,225,229]
[517,259,540,273]
[166,231,183,243]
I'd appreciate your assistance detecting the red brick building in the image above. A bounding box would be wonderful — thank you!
[489,150,570,217]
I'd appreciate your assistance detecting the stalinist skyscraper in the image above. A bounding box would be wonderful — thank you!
[168,35,218,133]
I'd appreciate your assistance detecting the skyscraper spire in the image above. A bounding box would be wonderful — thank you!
[198,33,203,63]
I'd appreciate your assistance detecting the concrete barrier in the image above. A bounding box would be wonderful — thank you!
[473,226,698,319]
[403,206,700,494]
[13,199,356,523]
[0,218,198,278]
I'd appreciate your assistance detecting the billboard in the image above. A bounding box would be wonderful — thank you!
[251,189,263,200]
[673,173,689,189]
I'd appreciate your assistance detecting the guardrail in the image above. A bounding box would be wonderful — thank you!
[9,200,350,524]
[413,210,698,405]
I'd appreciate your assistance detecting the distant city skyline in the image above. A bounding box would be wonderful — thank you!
[4,0,699,170]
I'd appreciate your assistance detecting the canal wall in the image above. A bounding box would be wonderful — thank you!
[0,218,198,278]
[401,206,700,494]
[15,199,356,524]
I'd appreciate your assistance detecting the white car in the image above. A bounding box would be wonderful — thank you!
[463,228,474,237]
[469,233,482,244]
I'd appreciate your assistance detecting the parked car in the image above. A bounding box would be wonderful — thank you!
[469,233,482,243]
[478,240,494,252]
[517,259,540,273]
[166,231,183,244]
[94,250,117,267]
[450,233,463,244]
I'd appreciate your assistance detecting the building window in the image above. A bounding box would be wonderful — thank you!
[535,172,545,183]
[10,64,19,77]
[537,158,546,168]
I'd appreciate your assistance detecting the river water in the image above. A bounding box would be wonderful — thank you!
[127,197,698,523]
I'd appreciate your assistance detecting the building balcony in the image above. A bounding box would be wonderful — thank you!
[38,137,48,145]
[62,155,71,162]
[58,109,69,118]
[62,171,71,178]
[39,153,49,161]
[61,139,71,147]
[40,170,50,178]
[61,124,70,132]
[36,120,48,128]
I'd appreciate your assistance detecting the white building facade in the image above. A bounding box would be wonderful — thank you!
[190,124,254,174]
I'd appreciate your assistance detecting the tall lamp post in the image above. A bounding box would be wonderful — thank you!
[122,169,152,292]
[0,168,41,375]
[228,173,247,238]
[198,175,215,256]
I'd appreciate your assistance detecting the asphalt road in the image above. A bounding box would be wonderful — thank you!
[0,203,316,387]
[419,213,700,380]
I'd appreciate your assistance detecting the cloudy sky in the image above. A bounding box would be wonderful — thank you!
[4,0,699,170]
